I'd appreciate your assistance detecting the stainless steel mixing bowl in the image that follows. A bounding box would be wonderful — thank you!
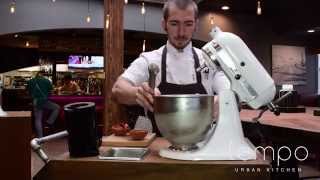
[154,94,214,151]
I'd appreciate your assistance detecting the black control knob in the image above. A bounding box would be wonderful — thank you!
[273,109,280,116]
[235,74,241,80]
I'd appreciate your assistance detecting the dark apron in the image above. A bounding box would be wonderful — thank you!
[149,46,208,136]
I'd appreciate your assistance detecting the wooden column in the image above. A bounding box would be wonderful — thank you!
[103,0,125,135]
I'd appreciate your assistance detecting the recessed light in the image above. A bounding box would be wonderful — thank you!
[221,6,230,10]
[307,29,315,33]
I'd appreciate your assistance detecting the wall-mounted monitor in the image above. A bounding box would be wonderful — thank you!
[68,55,104,69]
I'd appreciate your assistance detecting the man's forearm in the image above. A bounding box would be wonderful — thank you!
[112,78,138,105]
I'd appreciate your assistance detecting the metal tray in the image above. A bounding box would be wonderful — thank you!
[98,147,149,161]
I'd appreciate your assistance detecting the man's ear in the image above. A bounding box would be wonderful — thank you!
[161,19,167,32]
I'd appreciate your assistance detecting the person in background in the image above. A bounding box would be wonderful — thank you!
[0,75,7,116]
[27,71,60,137]
[112,0,230,135]
[58,73,82,95]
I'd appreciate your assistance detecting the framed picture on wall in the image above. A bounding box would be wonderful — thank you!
[272,45,307,85]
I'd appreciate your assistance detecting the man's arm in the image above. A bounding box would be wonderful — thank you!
[112,77,159,112]
[112,77,139,105]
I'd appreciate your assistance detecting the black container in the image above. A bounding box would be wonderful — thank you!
[64,102,99,157]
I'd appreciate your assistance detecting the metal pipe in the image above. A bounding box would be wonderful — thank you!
[30,130,68,164]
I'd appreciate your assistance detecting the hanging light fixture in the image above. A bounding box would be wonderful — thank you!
[210,15,214,25]
[142,1,146,52]
[10,1,16,14]
[124,0,128,4]
[86,0,91,23]
[142,39,146,52]
[257,1,262,15]
[141,2,146,15]
[105,14,110,29]
[86,15,91,23]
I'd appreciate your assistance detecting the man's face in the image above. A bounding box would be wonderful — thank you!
[162,4,197,50]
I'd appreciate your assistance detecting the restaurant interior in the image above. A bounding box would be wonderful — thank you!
[0,0,320,180]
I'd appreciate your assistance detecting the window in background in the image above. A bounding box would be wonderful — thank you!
[272,45,307,85]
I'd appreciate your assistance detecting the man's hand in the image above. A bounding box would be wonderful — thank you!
[136,82,161,112]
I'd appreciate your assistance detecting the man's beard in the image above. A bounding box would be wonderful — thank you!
[174,39,190,50]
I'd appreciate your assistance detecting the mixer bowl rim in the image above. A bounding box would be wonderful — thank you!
[155,94,214,98]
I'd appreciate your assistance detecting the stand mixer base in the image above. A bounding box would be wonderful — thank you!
[159,140,256,161]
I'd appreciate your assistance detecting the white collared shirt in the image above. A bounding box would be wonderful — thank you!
[121,41,230,95]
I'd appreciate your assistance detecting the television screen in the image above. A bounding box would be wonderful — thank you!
[68,55,104,69]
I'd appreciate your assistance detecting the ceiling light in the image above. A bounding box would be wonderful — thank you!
[10,1,16,14]
[257,1,262,15]
[210,15,214,25]
[221,6,230,11]
[52,0,56,2]
[25,41,30,47]
[141,2,146,15]
[307,29,315,33]
[124,0,128,4]
[86,0,91,23]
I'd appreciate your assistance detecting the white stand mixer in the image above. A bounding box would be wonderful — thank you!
[158,26,276,161]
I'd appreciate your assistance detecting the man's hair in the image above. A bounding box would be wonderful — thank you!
[163,0,198,21]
